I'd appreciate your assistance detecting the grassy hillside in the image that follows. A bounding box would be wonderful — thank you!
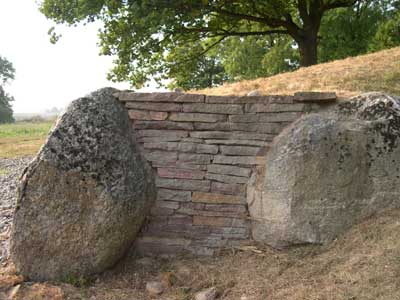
[197,47,400,98]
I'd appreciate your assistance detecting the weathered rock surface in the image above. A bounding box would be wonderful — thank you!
[10,88,156,281]
[251,92,400,247]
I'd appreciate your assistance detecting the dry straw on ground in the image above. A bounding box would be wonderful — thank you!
[197,47,400,99]
[1,210,400,299]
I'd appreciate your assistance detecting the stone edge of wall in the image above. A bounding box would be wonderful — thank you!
[115,91,337,104]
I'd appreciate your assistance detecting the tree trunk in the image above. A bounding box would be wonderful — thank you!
[293,1,322,67]
[208,60,214,87]
[298,33,318,67]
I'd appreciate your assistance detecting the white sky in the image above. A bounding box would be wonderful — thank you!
[0,1,165,114]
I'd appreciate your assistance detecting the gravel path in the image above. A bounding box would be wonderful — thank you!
[0,157,32,265]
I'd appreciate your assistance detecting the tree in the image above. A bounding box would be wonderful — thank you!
[319,0,396,62]
[220,35,273,81]
[166,40,228,90]
[369,8,400,51]
[40,0,360,88]
[0,56,15,123]
[220,34,298,81]
[165,33,298,89]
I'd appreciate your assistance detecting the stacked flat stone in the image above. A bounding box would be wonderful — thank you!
[116,91,334,255]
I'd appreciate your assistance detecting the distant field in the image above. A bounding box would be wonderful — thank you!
[0,121,54,158]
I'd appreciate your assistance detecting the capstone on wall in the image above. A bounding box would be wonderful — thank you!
[115,91,336,256]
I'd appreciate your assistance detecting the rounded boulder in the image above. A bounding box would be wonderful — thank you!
[10,88,156,281]
[251,93,400,247]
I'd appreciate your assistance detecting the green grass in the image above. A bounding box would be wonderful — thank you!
[63,274,95,288]
[0,121,54,158]
[0,121,54,139]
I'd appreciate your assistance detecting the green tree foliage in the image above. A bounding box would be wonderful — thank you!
[261,37,299,75]
[40,0,360,88]
[220,35,298,81]
[166,41,227,90]
[319,0,396,62]
[166,34,298,89]
[369,9,400,51]
[0,56,15,124]
[220,35,273,81]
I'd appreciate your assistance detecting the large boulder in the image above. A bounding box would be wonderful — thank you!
[250,92,400,248]
[10,88,156,281]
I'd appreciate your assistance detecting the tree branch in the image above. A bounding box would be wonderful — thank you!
[298,0,311,24]
[210,7,288,29]
[169,36,227,67]
[175,27,288,37]
[321,0,359,11]
[209,30,289,37]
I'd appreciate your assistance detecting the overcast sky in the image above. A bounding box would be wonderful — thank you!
[0,1,165,114]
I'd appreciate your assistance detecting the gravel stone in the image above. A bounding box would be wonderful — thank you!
[0,157,32,265]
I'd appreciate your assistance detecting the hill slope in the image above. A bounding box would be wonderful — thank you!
[198,47,400,98]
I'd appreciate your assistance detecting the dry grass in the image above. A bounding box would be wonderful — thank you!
[0,121,54,158]
[196,47,400,98]
[0,137,47,158]
[2,210,400,300]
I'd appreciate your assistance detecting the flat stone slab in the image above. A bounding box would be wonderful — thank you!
[293,92,337,103]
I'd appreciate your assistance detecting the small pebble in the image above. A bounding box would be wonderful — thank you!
[146,281,164,295]
[195,287,218,300]
[247,90,261,96]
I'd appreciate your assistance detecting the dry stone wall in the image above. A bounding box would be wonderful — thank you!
[116,91,336,256]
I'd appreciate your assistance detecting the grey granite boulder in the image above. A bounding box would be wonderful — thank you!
[10,88,156,281]
[250,92,400,248]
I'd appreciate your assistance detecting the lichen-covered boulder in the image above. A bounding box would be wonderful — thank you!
[251,92,400,248]
[10,88,156,281]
